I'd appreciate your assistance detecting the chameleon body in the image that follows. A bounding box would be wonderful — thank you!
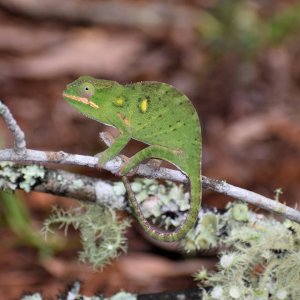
[63,76,202,242]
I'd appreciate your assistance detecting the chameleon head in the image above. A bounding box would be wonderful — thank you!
[63,76,121,124]
[63,76,100,110]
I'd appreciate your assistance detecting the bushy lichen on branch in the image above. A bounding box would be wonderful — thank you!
[41,178,196,268]
[195,203,300,299]
[42,204,131,269]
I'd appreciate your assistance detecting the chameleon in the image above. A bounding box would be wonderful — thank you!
[63,76,202,242]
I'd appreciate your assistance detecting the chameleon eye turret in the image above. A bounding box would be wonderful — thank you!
[80,82,95,98]
[64,76,202,242]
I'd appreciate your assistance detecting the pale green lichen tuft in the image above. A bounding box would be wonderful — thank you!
[196,203,300,299]
[274,188,283,201]
[20,165,46,192]
[72,179,84,189]
[0,162,45,192]
[21,283,136,300]
[229,202,249,222]
[194,268,209,281]
[110,292,137,300]
[113,181,126,196]
[21,293,43,300]
[128,178,190,230]
[183,210,219,253]
[42,203,131,269]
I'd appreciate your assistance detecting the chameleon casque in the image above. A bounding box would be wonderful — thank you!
[63,76,202,242]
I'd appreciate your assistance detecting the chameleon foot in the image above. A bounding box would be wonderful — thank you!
[119,155,138,177]
[147,158,162,171]
[95,152,109,170]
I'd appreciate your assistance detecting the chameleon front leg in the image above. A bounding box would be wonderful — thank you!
[96,131,131,168]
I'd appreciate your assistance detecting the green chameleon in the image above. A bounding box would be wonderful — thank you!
[63,76,202,242]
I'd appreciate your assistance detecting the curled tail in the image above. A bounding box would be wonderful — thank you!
[122,174,201,242]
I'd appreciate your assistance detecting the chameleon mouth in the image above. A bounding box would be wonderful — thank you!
[63,92,99,109]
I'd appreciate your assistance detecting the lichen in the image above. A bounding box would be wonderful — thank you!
[112,181,126,196]
[21,281,136,300]
[109,292,137,300]
[229,202,249,221]
[95,181,125,209]
[195,203,300,299]
[72,179,84,189]
[42,203,131,269]
[182,208,220,253]
[0,162,45,192]
[21,293,43,300]
[127,178,190,230]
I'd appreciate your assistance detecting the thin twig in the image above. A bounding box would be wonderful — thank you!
[0,101,26,156]
[0,101,300,223]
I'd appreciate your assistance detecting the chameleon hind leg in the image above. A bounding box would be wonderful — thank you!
[99,132,162,174]
[119,145,184,176]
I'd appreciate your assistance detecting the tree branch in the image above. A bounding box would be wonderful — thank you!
[0,100,300,223]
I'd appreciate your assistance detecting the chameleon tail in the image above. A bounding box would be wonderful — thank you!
[122,174,201,242]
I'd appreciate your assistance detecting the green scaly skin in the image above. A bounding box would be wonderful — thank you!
[63,76,202,242]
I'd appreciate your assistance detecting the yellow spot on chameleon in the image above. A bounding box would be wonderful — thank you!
[114,97,125,107]
[139,98,149,113]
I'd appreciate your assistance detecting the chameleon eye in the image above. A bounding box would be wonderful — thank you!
[80,82,95,98]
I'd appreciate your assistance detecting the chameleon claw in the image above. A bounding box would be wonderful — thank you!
[119,155,138,176]
[97,160,106,170]
[95,153,108,170]
[147,158,162,171]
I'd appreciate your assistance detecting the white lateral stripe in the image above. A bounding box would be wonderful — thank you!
[63,93,99,109]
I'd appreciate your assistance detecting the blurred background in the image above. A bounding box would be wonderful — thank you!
[0,0,300,298]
